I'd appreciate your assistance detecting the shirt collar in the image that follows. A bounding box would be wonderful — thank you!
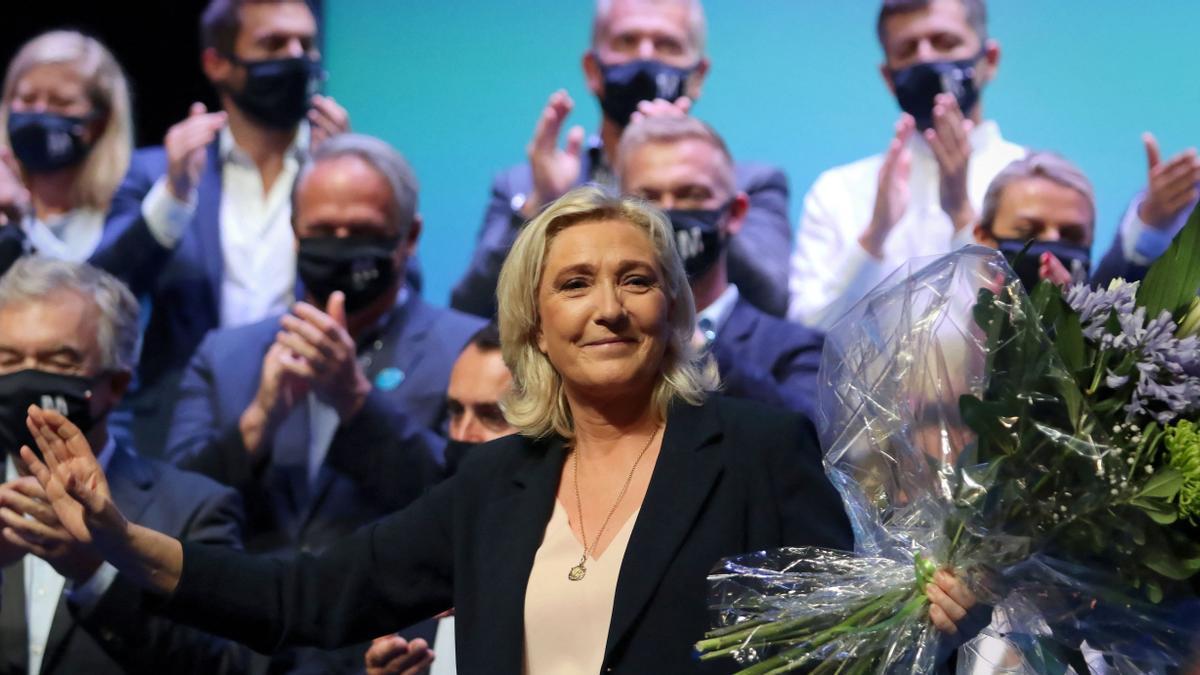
[219,121,311,166]
[696,283,740,335]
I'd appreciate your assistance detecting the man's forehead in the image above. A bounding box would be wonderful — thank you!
[883,0,976,42]
[240,2,317,39]
[0,292,97,351]
[600,0,694,39]
[624,140,728,188]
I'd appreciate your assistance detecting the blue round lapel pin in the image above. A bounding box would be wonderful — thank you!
[374,367,405,391]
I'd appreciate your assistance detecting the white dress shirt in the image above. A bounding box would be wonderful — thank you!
[5,439,118,675]
[22,208,105,262]
[140,124,308,329]
[788,121,1026,330]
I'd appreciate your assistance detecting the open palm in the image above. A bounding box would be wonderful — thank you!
[20,405,121,546]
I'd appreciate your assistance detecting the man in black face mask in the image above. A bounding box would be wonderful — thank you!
[617,116,825,419]
[0,257,248,674]
[789,0,1027,330]
[973,152,1095,292]
[93,0,352,458]
[165,134,483,674]
[451,0,794,319]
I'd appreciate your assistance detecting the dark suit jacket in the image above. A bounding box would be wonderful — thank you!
[451,142,793,318]
[0,441,247,675]
[167,293,483,555]
[712,296,824,420]
[160,396,853,674]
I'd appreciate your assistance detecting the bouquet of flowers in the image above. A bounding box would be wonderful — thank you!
[695,209,1200,674]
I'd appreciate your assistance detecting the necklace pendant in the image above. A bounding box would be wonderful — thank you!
[568,563,587,581]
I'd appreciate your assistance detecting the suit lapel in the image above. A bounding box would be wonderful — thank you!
[195,142,224,311]
[475,436,565,673]
[604,400,724,661]
[0,561,28,673]
[720,298,758,347]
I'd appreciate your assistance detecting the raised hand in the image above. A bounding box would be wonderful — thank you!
[1137,132,1200,229]
[523,90,585,218]
[364,635,434,675]
[164,102,227,202]
[925,93,975,232]
[240,341,311,455]
[860,114,915,258]
[309,94,351,149]
[0,475,103,581]
[20,405,127,549]
[277,291,371,420]
[628,96,692,126]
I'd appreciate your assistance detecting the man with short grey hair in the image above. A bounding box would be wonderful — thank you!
[166,133,482,674]
[451,0,794,318]
[0,257,248,674]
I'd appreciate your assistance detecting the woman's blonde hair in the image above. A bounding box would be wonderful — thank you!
[497,186,718,440]
[0,31,133,212]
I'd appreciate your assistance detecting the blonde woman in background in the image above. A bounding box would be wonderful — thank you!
[0,30,132,262]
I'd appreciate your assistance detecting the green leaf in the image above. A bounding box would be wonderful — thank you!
[1054,311,1086,375]
[1136,467,1184,499]
[1142,549,1200,580]
[1146,579,1164,604]
[1129,497,1179,524]
[1136,201,1200,320]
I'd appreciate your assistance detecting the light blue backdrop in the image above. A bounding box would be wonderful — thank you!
[324,1,1200,308]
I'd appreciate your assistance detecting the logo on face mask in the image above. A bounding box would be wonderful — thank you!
[6,111,94,173]
[595,55,697,126]
[665,203,731,280]
[889,50,984,131]
[39,393,71,416]
[296,235,401,313]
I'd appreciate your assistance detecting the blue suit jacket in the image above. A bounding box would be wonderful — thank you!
[451,143,793,318]
[0,441,248,675]
[712,296,825,420]
[92,144,226,457]
[167,293,483,555]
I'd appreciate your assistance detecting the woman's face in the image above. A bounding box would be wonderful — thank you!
[12,63,94,119]
[536,218,671,401]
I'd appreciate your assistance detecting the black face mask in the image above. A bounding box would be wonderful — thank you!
[7,111,94,173]
[596,56,696,127]
[666,203,729,280]
[297,236,401,313]
[0,369,97,459]
[227,55,322,129]
[889,51,983,131]
[995,238,1091,293]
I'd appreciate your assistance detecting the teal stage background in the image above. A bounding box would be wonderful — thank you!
[324,2,1199,309]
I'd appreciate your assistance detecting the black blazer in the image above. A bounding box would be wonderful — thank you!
[0,442,248,675]
[161,396,854,674]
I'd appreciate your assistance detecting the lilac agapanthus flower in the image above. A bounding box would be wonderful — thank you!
[1065,281,1200,424]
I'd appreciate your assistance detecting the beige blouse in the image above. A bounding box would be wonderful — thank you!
[522,500,641,675]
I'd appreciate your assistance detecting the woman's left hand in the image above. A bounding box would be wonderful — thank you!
[925,568,976,634]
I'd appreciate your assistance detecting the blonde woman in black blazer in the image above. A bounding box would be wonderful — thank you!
[21,185,975,673]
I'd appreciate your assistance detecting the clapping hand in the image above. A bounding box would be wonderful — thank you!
[925,93,975,232]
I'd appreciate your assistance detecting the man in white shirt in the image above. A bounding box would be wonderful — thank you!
[93,0,351,456]
[0,257,246,674]
[788,0,1025,329]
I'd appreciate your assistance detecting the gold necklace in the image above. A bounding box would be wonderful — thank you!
[568,426,659,581]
